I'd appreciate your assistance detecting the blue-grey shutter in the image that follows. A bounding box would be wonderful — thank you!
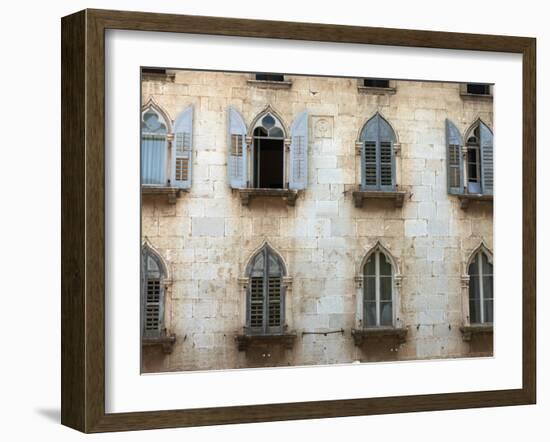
[446,119,464,195]
[173,105,193,189]
[360,114,396,190]
[289,111,309,190]
[479,121,494,195]
[228,107,248,188]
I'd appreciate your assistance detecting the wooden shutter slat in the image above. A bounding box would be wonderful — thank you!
[479,121,494,195]
[289,111,309,190]
[446,119,464,194]
[173,106,193,189]
[228,107,248,188]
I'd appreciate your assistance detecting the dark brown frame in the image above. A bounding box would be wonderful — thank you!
[61,8,536,433]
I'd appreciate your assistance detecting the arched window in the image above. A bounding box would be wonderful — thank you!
[359,113,397,191]
[227,107,309,191]
[245,245,286,335]
[363,247,394,327]
[252,113,286,189]
[141,246,167,338]
[141,107,168,186]
[468,248,493,324]
[446,119,493,196]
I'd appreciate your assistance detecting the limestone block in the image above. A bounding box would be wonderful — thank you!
[191,217,224,237]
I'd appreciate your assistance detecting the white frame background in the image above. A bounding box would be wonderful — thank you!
[105,29,523,413]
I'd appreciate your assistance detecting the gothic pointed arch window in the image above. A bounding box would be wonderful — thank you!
[252,112,287,189]
[363,246,395,327]
[245,245,287,335]
[359,113,397,191]
[468,247,493,324]
[141,245,167,338]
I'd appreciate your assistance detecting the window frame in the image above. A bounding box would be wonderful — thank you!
[467,248,494,325]
[244,245,287,336]
[359,113,398,192]
[141,244,169,339]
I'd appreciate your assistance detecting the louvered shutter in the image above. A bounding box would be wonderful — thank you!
[289,111,309,190]
[228,107,248,188]
[378,116,396,190]
[173,106,193,189]
[479,121,494,195]
[446,119,464,194]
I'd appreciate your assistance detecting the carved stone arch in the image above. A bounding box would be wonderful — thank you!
[465,241,493,275]
[141,238,170,282]
[142,97,173,133]
[248,104,289,138]
[357,111,399,144]
[463,117,493,140]
[357,240,401,278]
[244,240,288,277]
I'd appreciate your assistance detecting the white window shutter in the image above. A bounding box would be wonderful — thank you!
[173,105,193,189]
[446,119,464,194]
[289,111,308,190]
[479,121,494,195]
[228,107,248,188]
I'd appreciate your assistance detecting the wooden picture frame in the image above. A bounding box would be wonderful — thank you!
[61,8,536,433]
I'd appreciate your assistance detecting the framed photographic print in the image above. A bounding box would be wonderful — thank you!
[61,9,536,433]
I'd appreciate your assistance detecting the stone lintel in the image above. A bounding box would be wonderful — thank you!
[237,188,299,207]
[235,332,297,351]
[459,324,494,342]
[351,327,408,347]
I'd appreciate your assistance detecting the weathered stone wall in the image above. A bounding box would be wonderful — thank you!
[141,71,493,372]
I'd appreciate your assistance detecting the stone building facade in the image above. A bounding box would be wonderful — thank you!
[140,70,494,373]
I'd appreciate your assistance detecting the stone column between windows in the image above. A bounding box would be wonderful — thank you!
[245,136,253,188]
[461,145,468,194]
[460,274,471,325]
[284,138,291,189]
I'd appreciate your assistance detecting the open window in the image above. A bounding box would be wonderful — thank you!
[446,119,493,208]
[227,106,308,206]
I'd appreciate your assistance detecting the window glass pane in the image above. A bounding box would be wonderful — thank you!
[468,255,479,276]
[268,127,284,138]
[364,79,390,88]
[364,255,375,276]
[253,126,268,137]
[380,276,392,301]
[379,252,392,276]
[380,301,393,326]
[469,274,481,324]
[250,253,265,277]
[364,276,376,301]
[484,300,494,323]
[261,114,276,129]
[365,301,377,327]
[268,253,282,276]
[483,275,493,301]
[482,252,493,276]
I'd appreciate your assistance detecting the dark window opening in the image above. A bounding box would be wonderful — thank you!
[255,73,285,82]
[253,127,285,189]
[142,68,167,75]
[364,78,390,88]
[466,83,491,95]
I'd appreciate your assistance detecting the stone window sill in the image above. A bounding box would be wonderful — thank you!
[235,332,297,351]
[357,86,396,95]
[459,324,493,342]
[351,327,408,346]
[142,332,177,354]
[246,79,293,89]
[457,193,493,210]
[237,188,299,207]
[352,190,407,208]
[142,185,187,204]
